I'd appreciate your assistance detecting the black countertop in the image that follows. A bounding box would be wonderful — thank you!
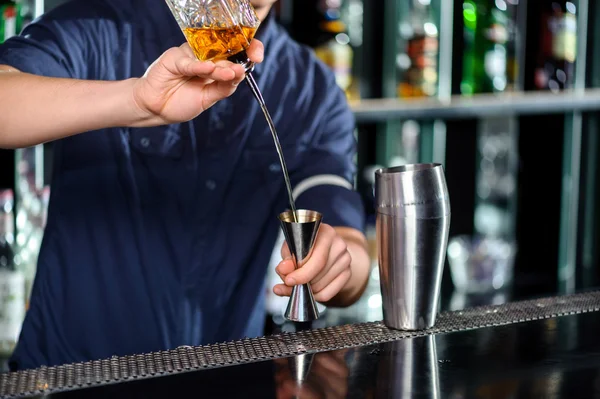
[3,290,600,399]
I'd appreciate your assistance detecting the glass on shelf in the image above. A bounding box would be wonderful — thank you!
[447,234,516,294]
[474,117,518,238]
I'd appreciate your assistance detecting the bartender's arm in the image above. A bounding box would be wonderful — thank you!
[0,40,264,149]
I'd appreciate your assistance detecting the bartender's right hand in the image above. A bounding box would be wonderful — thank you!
[132,39,264,125]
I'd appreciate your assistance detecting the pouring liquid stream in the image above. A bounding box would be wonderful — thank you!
[244,72,298,223]
[180,25,298,222]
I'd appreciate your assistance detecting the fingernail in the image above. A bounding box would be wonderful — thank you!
[284,256,292,261]
[285,277,296,286]
[274,287,282,296]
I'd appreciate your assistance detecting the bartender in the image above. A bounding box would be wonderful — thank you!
[0,0,370,371]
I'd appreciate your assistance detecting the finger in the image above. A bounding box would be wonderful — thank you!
[285,224,335,286]
[275,267,285,282]
[310,253,352,294]
[172,55,217,77]
[214,60,247,80]
[247,39,265,63]
[276,258,296,278]
[178,58,239,81]
[273,284,293,297]
[311,237,348,286]
[280,241,291,259]
[200,79,241,109]
[207,64,239,81]
[313,269,352,303]
[178,42,245,82]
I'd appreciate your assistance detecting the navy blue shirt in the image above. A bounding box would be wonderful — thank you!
[0,0,365,370]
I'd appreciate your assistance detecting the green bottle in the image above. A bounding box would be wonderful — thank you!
[0,0,22,44]
[461,0,509,95]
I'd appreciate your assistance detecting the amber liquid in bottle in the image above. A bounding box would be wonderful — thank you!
[183,26,298,221]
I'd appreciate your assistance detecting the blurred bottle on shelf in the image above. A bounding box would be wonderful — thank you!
[534,1,576,92]
[453,2,519,294]
[312,0,358,100]
[340,0,363,100]
[0,0,36,44]
[385,0,438,181]
[396,0,439,98]
[0,189,26,357]
[0,191,14,246]
[340,0,363,49]
[14,147,50,309]
[505,0,521,91]
[16,0,35,29]
[461,0,510,95]
[0,0,20,43]
[458,0,519,240]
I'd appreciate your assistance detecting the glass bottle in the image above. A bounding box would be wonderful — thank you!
[461,0,509,95]
[312,0,355,99]
[0,0,20,43]
[396,0,439,98]
[534,1,577,92]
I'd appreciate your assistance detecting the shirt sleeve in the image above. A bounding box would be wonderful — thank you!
[290,56,366,233]
[0,0,121,80]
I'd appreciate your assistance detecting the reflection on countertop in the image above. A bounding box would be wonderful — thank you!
[23,307,600,398]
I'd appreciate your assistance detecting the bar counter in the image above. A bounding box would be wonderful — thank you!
[2,290,600,398]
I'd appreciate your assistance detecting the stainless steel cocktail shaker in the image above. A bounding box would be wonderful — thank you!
[375,163,451,330]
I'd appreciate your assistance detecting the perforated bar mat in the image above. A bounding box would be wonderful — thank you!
[2,290,600,398]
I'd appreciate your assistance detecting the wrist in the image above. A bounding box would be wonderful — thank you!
[123,78,163,127]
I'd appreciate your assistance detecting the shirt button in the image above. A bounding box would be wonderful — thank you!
[206,180,217,190]
[140,137,150,147]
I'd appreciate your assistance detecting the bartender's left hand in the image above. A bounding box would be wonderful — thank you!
[273,224,359,304]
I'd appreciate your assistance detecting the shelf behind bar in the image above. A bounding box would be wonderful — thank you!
[350,88,600,122]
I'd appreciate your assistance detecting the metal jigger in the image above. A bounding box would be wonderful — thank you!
[278,209,323,322]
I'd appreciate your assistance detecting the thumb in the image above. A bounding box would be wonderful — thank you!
[159,46,217,77]
[174,56,217,77]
